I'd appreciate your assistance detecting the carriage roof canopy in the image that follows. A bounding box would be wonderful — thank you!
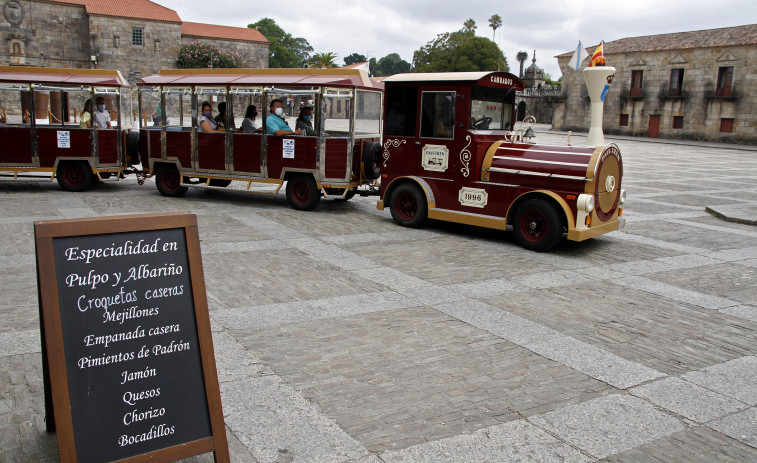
[138,68,381,90]
[0,66,129,87]
[383,71,525,90]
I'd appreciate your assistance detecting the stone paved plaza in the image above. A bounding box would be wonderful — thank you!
[1,130,756,462]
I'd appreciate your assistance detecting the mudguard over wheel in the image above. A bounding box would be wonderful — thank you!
[56,161,94,192]
[286,175,320,210]
[390,183,427,228]
[512,198,564,252]
[155,166,188,197]
[362,142,382,180]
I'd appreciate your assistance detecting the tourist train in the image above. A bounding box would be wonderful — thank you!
[0,65,624,251]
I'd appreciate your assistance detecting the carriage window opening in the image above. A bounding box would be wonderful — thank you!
[470,86,514,131]
[384,85,417,137]
[420,91,455,139]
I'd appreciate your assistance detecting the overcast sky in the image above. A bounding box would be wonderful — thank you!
[160,0,756,79]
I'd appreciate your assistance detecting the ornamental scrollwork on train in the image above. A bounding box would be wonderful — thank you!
[459,135,472,177]
[383,139,406,167]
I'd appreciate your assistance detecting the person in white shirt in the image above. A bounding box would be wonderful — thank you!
[198,101,224,132]
[93,96,112,129]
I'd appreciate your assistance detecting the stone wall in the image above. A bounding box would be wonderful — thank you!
[553,44,757,144]
[0,0,91,68]
[90,16,181,85]
[180,35,268,69]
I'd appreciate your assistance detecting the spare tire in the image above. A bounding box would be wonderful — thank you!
[362,141,382,180]
[125,131,140,166]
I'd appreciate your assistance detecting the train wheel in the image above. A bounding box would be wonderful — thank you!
[56,162,93,192]
[286,175,320,210]
[513,199,563,252]
[390,183,427,228]
[155,167,188,197]
[362,142,382,180]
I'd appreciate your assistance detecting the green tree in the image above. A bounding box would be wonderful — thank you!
[463,18,476,32]
[344,53,367,65]
[516,50,529,77]
[412,31,508,73]
[310,52,338,68]
[488,14,502,40]
[374,53,411,77]
[248,18,313,67]
[177,41,243,68]
[369,57,377,76]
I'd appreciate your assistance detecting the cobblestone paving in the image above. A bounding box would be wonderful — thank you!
[1,131,756,462]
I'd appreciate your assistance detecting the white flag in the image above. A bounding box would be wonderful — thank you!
[567,41,589,71]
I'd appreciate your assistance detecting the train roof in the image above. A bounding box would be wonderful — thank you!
[383,71,524,90]
[0,66,129,87]
[138,68,382,90]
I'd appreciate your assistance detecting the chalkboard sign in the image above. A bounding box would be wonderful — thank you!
[34,212,229,463]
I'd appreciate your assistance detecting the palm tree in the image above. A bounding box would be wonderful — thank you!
[310,52,338,69]
[488,14,502,40]
[516,51,529,78]
[463,18,476,33]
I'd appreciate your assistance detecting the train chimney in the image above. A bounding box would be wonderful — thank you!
[583,66,615,148]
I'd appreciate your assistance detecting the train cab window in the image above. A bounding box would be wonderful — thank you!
[470,85,514,130]
[384,85,417,137]
[420,91,455,139]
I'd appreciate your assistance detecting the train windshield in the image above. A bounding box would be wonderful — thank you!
[469,85,514,131]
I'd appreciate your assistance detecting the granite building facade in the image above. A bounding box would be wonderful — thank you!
[1,0,269,84]
[553,24,757,144]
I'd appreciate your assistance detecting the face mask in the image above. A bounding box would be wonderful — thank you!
[275,107,284,117]
[303,115,311,121]
[97,104,106,111]
[202,110,212,119]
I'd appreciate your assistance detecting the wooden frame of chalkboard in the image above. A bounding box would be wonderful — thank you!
[34,212,230,463]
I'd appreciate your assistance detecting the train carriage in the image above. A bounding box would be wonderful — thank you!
[0,66,136,191]
[135,68,383,210]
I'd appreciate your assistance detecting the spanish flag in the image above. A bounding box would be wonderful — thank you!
[589,41,604,67]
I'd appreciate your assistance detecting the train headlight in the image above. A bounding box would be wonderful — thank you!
[577,194,595,213]
[619,189,626,205]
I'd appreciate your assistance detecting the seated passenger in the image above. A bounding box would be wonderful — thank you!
[214,101,234,130]
[295,107,317,136]
[266,99,301,136]
[93,96,112,129]
[80,99,92,128]
[240,105,262,133]
[198,101,224,132]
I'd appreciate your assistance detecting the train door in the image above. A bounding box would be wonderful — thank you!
[0,84,34,166]
[381,85,419,178]
[416,87,461,209]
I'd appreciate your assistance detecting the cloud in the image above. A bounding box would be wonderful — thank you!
[159,0,756,78]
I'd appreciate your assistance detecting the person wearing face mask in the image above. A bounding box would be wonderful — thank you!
[266,99,301,136]
[240,105,262,133]
[93,96,112,129]
[295,106,317,136]
[198,101,224,132]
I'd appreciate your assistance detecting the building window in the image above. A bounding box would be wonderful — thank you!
[630,70,643,97]
[716,67,733,97]
[619,114,629,126]
[672,116,683,129]
[132,28,144,46]
[669,69,684,96]
[720,118,734,133]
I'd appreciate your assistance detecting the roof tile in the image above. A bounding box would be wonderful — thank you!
[557,24,757,57]
[181,22,268,43]
[49,0,181,23]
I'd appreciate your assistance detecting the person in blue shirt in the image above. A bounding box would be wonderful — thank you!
[266,99,302,136]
